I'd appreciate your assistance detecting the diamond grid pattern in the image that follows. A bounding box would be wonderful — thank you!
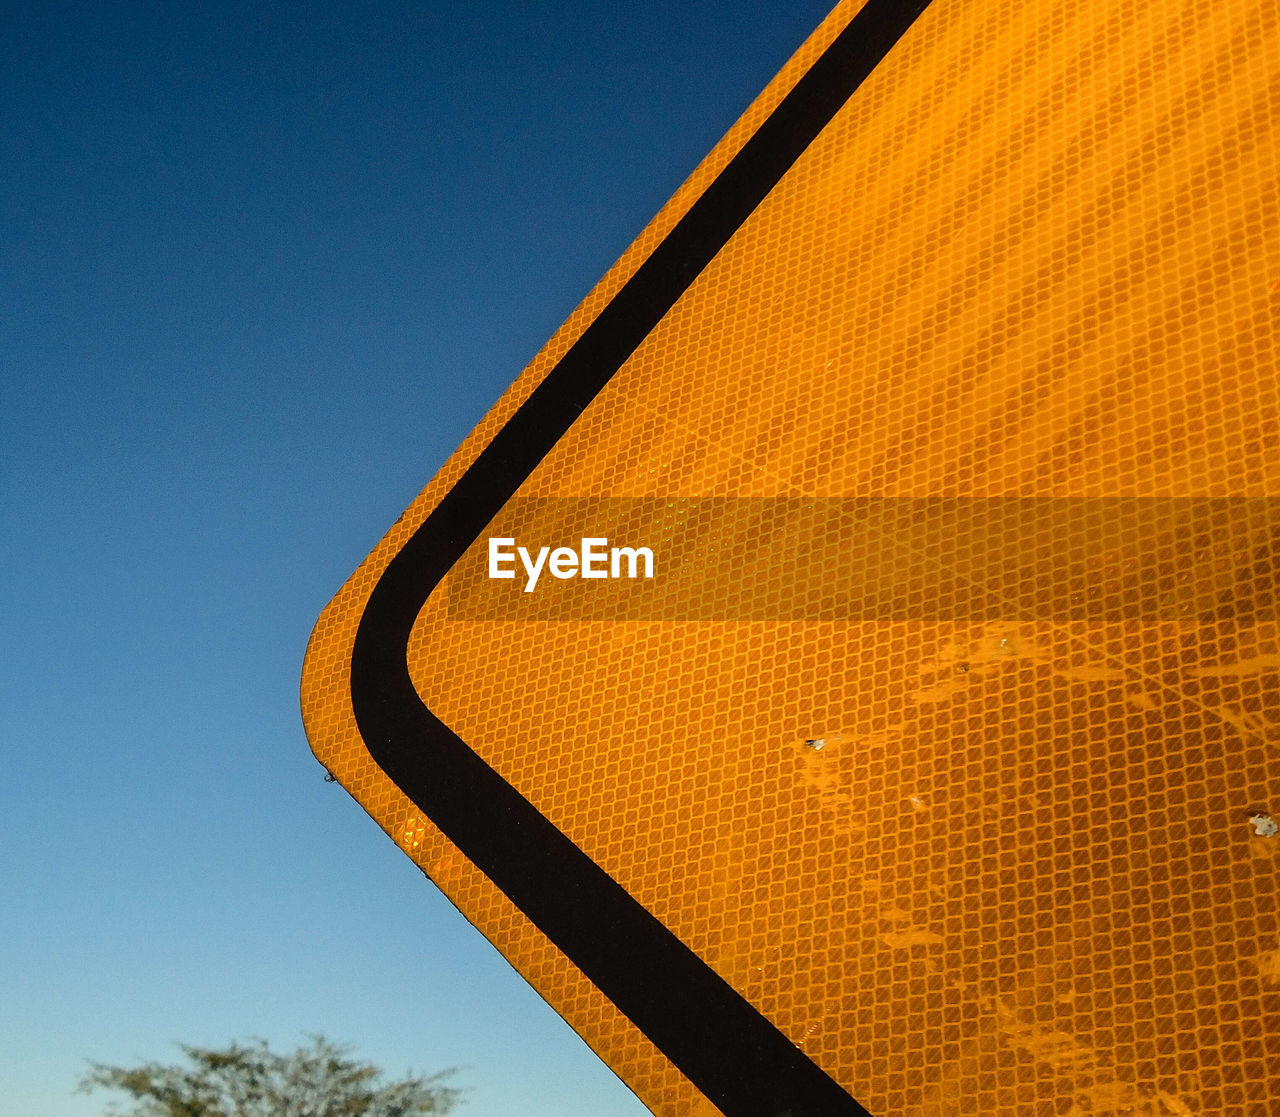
[303,0,1280,1112]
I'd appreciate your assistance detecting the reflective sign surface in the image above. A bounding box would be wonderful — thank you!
[303,0,1280,1112]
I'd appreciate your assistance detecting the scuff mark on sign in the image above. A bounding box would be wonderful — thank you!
[880,928,944,949]
[878,903,913,924]
[1190,653,1280,676]
[1256,941,1280,985]
[1212,704,1279,741]
[994,996,1098,1075]
[793,731,872,836]
[1055,664,1127,682]
[1155,1091,1194,1117]
[910,626,1053,704]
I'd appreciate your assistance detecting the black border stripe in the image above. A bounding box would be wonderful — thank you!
[350,3,931,1113]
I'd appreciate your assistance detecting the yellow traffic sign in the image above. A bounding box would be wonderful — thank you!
[303,0,1280,1113]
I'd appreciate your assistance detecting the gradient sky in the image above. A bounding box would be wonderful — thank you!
[1,2,838,1115]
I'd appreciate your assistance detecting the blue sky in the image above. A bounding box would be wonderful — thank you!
[1,2,835,1114]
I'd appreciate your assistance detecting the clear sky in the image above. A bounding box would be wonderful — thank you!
[1,3,836,1115]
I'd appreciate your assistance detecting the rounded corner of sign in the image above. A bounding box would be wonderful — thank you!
[299,587,369,771]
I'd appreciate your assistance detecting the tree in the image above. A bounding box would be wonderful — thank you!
[79,1035,463,1117]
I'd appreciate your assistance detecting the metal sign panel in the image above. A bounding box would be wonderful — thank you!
[302,0,1280,1113]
